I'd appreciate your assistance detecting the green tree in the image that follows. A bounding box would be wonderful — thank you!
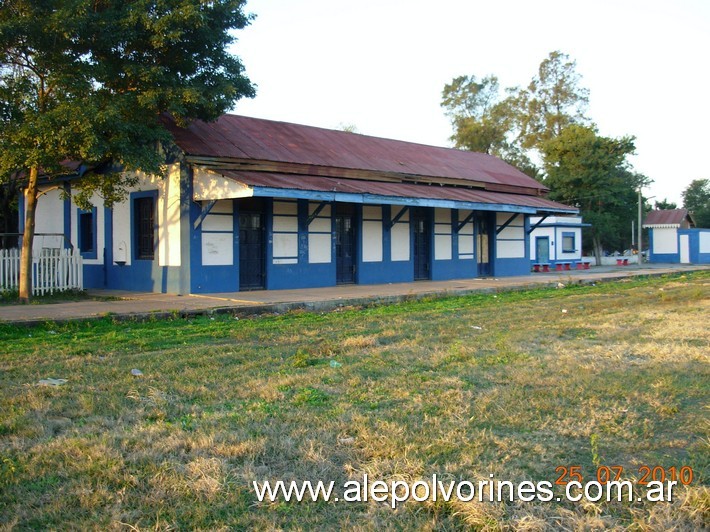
[441,75,539,177]
[654,198,678,210]
[682,179,710,227]
[443,53,645,256]
[514,50,590,150]
[0,0,255,302]
[441,75,508,153]
[441,51,589,179]
[541,125,648,263]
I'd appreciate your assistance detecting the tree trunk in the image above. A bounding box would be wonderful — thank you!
[19,166,39,303]
[592,235,603,266]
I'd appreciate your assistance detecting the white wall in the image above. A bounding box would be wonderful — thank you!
[272,200,298,264]
[529,226,554,262]
[27,166,184,267]
[112,192,131,265]
[496,213,525,259]
[458,209,474,260]
[362,205,383,262]
[308,202,331,264]
[600,255,638,265]
[390,206,410,261]
[652,228,678,254]
[528,218,583,262]
[159,164,182,267]
[201,200,233,266]
[434,208,452,260]
[700,232,710,253]
[32,187,65,251]
[193,168,252,200]
[111,164,182,267]
[530,215,582,225]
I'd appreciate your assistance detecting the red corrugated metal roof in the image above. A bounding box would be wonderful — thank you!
[166,114,548,192]
[643,209,693,226]
[219,170,575,212]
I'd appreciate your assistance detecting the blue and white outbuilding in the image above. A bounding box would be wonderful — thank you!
[643,209,710,264]
[528,215,591,270]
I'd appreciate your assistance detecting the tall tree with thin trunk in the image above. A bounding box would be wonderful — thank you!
[0,0,255,302]
[514,50,590,150]
[442,51,590,179]
[441,75,539,178]
[443,52,645,257]
[541,125,648,263]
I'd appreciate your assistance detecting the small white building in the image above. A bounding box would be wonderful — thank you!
[643,209,710,264]
[528,215,590,270]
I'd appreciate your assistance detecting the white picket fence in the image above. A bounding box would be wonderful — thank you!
[0,248,83,295]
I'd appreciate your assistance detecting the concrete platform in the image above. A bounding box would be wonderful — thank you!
[1,263,707,325]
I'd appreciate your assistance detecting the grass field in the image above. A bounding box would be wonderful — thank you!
[0,272,708,530]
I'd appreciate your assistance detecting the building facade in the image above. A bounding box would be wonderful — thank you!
[22,115,577,293]
[643,209,710,264]
[528,215,590,269]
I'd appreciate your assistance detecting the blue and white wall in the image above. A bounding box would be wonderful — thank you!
[26,164,553,293]
[648,227,710,264]
[27,164,188,292]
[494,212,529,276]
[189,198,535,292]
[529,216,585,267]
[104,164,187,292]
[647,227,679,263]
[266,199,335,290]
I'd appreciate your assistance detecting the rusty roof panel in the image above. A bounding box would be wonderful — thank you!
[643,209,688,225]
[220,170,575,212]
[166,114,547,192]
[643,209,693,226]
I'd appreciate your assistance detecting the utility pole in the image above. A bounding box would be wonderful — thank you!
[638,189,643,267]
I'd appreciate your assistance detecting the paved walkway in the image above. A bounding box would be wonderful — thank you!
[1,264,707,325]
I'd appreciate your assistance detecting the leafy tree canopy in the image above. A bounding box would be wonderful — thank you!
[654,199,678,210]
[441,51,589,178]
[442,52,649,259]
[441,74,539,178]
[682,178,710,228]
[1,0,255,189]
[0,0,255,300]
[541,125,648,257]
[515,50,590,149]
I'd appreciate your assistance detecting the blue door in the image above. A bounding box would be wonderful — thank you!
[476,214,491,276]
[411,208,431,280]
[536,236,549,264]
[335,204,356,284]
[238,198,266,290]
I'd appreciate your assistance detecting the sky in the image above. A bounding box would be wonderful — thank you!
[231,0,709,205]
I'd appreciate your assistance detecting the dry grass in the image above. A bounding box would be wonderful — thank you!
[0,272,708,530]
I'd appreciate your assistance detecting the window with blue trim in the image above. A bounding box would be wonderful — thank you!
[562,232,575,253]
[78,208,97,259]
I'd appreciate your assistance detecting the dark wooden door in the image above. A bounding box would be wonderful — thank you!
[335,205,356,284]
[239,209,265,290]
[412,208,431,280]
[476,214,491,277]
